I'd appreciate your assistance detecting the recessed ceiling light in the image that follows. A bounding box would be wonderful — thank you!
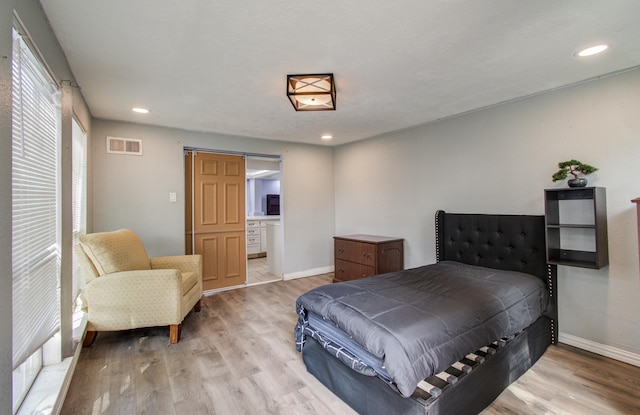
[576,44,609,57]
[132,107,150,114]
[321,135,333,140]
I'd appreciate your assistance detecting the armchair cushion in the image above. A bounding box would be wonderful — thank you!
[79,229,151,275]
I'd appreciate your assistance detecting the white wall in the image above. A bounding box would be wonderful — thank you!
[91,119,335,276]
[335,68,640,357]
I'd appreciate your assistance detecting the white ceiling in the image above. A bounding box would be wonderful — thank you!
[41,0,640,146]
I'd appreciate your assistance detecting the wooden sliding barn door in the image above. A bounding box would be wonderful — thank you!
[186,151,246,291]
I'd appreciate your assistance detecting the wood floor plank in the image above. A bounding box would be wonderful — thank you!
[172,395,216,415]
[201,373,252,415]
[165,339,209,403]
[62,274,640,415]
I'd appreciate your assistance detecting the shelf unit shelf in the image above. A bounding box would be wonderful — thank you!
[544,187,608,269]
[546,224,596,229]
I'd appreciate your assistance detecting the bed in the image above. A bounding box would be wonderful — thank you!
[295,210,558,415]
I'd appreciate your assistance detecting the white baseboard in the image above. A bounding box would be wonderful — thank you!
[203,266,334,295]
[203,283,247,296]
[559,332,640,367]
[284,266,334,281]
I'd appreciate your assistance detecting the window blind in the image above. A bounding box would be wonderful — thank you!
[72,118,87,300]
[11,28,61,370]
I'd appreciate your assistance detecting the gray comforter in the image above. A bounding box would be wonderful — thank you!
[295,261,549,397]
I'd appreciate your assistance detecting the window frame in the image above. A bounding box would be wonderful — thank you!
[11,24,62,413]
[71,117,87,303]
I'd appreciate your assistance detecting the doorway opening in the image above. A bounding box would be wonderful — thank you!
[246,156,283,286]
[184,147,283,292]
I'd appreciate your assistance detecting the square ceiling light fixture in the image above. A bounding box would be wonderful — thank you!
[287,73,336,111]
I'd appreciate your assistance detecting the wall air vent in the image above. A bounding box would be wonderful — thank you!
[106,136,143,156]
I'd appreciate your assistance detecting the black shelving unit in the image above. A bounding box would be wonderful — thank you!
[544,187,608,269]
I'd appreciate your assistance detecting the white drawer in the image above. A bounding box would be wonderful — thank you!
[247,221,260,228]
[247,235,260,244]
[247,228,260,236]
[247,244,260,254]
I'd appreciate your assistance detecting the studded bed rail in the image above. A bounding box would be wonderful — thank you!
[411,335,515,404]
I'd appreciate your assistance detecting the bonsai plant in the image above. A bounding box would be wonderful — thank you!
[552,159,598,187]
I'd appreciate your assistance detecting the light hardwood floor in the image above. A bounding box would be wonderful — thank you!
[247,257,280,285]
[62,274,640,415]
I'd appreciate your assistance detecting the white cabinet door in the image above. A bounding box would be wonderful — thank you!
[260,227,267,251]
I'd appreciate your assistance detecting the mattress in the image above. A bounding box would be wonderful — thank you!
[295,261,549,397]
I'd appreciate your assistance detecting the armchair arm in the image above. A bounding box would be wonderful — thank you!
[84,269,183,331]
[151,254,202,275]
[151,255,203,300]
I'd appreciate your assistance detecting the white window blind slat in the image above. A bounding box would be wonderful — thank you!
[11,29,61,370]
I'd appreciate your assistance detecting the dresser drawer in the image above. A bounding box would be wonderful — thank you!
[334,259,376,282]
[247,235,260,245]
[334,239,377,266]
[247,228,260,236]
[247,220,260,228]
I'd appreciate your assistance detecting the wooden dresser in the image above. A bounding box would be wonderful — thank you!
[333,234,404,283]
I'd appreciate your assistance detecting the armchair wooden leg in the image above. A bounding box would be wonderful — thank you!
[194,299,202,312]
[169,324,182,344]
[83,330,97,347]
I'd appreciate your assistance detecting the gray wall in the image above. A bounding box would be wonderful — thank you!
[334,68,640,356]
[91,119,335,276]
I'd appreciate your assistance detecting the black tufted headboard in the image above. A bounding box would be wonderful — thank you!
[435,210,548,279]
[435,210,558,342]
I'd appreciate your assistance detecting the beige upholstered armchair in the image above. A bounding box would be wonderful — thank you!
[75,229,203,345]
